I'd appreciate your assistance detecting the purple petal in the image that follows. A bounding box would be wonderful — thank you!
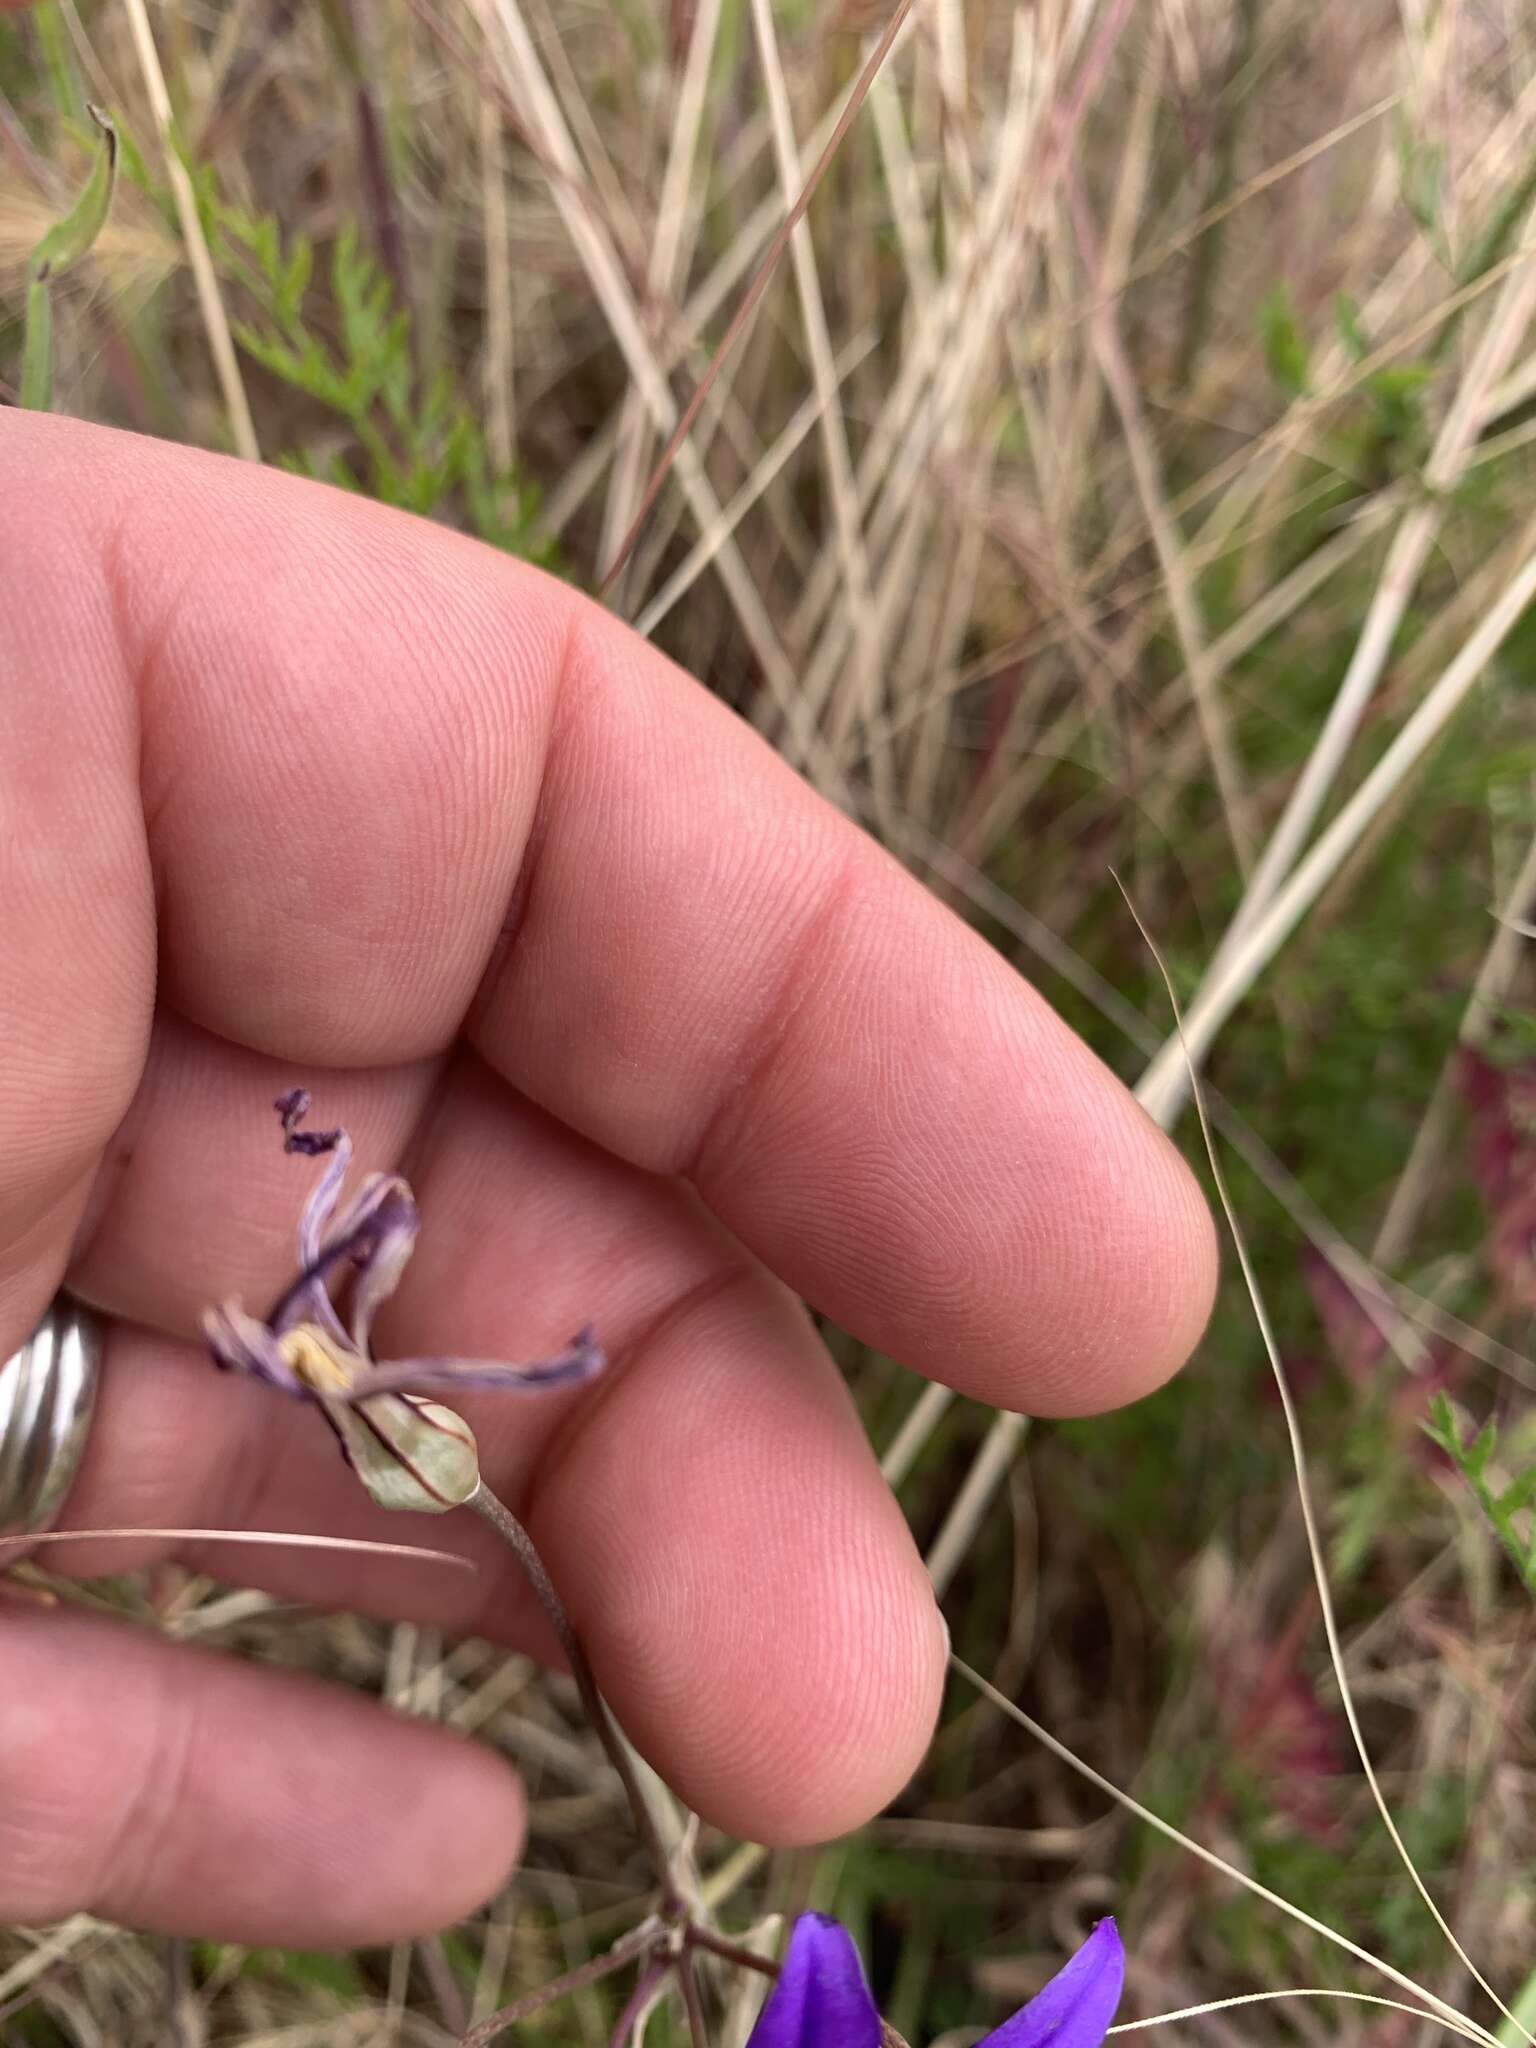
[275,1088,344,1159]
[267,1174,417,1343]
[295,1130,354,1271]
[981,1921,1124,2048]
[349,1328,604,1401]
[273,1090,354,1341]
[346,1181,419,1354]
[745,1915,881,2048]
[202,1302,313,1400]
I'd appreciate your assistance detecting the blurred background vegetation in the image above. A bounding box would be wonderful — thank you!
[5,0,1536,2042]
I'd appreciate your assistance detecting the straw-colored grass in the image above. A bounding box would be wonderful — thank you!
[6,0,1536,2041]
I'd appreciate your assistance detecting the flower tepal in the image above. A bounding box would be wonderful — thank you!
[202,1090,603,1514]
[744,1916,882,2048]
[744,1914,1124,2048]
[984,1920,1125,2048]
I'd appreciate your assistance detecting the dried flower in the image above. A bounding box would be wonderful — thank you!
[744,1914,1124,2048]
[203,1090,601,1513]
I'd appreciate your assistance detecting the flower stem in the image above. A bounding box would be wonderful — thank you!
[607,1955,671,2047]
[467,1484,682,1914]
[686,1927,776,1977]
[676,1947,710,2048]
[459,1921,660,2048]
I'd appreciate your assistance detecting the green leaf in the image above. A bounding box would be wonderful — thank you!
[20,103,117,412]
[29,106,118,277]
[1397,124,1444,243]
[1468,1419,1498,1481]
[20,273,54,411]
[1258,283,1309,398]
[1335,292,1370,365]
[1427,1397,1536,1599]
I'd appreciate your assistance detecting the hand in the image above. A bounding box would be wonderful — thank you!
[0,412,1215,1946]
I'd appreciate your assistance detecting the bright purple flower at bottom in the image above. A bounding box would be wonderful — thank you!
[745,1914,1123,2048]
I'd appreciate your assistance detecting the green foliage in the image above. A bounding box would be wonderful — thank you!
[1396,120,1447,263]
[1425,1392,1536,1595]
[215,208,554,563]
[1334,292,1370,365]
[1258,283,1309,398]
[20,103,118,412]
[29,1,77,119]
[186,1942,367,2002]
[1371,1773,1475,1960]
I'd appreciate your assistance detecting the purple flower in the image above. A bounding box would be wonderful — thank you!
[202,1090,602,1513]
[744,1915,1124,2048]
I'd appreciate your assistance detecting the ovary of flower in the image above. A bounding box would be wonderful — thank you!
[278,1316,482,1513]
[324,1389,482,1515]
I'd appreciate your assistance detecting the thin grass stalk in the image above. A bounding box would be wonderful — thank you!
[633,331,878,640]
[747,0,884,773]
[1070,176,1257,873]
[596,0,923,599]
[1131,895,1536,2045]
[924,1410,1028,1599]
[1190,194,1536,984]
[1110,1990,1494,2044]
[119,0,258,459]
[952,1657,1499,2047]
[479,86,514,473]
[1137,519,1536,1122]
[597,0,722,585]
[470,0,828,778]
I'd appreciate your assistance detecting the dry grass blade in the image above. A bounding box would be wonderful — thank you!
[1138,521,1536,1122]
[479,88,514,474]
[119,0,258,459]
[470,0,825,776]
[596,0,919,595]
[924,1411,1028,1600]
[0,1920,101,2005]
[633,331,878,641]
[1123,881,1534,2045]
[1109,1990,1494,2044]
[596,0,723,585]
[1071,179,1257,874]
[747,0,882,765]
[1166,200,1536,1116]
[6,1528,476,1568]
[950,1656,1496,2047]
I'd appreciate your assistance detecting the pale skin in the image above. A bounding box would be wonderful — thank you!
[1,410,1216,1946]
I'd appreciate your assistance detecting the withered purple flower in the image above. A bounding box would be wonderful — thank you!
[744,1915,1124,2048]
[202,1090,601,1513]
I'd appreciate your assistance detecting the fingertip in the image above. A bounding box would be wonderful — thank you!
[370,1722,528,1939]
[720,1585,950,1848]
[537,1277,949,1848]
[0,1606,526,1945]
[1018,1102,1218,1418]
[602,1542,947,1848]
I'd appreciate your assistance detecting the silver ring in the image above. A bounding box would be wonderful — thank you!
[0,1299,101,1550]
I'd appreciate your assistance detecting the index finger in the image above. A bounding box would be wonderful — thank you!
[3,413,1213,1412]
